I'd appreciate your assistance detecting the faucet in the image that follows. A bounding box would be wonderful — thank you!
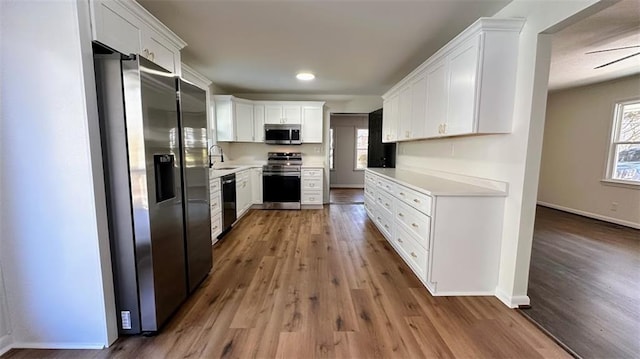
[208,145,224,168]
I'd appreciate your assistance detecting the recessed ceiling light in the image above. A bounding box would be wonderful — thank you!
[296,72,315,81]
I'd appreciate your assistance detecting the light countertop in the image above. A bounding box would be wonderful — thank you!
[209,165,262,179]
[367,168,507,197]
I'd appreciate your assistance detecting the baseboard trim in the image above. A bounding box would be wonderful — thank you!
[330,184,364,189]
[0,334,14,356]
[10,342,105,350]
[537,201,640,229]
[495,287,530,308]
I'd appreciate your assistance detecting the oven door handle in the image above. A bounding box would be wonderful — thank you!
[263,172,301,177]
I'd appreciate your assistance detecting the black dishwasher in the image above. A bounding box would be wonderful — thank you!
[220,173,237,237]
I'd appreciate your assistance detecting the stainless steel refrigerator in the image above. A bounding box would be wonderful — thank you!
[94,51,211,335]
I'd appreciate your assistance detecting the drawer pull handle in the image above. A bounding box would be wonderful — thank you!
[310,197,315,201]
[385,203,389,207]
[413,199,420,203]
[411,223,418,228]
[384,224,389,229]
[310,183,315,187]
[213,225,218,230]
[398,212,404,217]
[410,252,417,258]
[397,238,403,243]
[400,192,405,196]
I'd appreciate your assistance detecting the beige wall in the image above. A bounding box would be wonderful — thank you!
[538,75,640,228]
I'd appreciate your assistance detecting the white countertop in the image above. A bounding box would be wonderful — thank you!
[367,168,507,197]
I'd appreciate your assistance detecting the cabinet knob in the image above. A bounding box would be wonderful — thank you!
[398,238,403,243]
[149,52,155,61]
[411,223,418,228]
[410,252,418,258]
[413,199,420,203]
[398,212,404,217]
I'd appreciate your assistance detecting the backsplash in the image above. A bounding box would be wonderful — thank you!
[217,142,326,166]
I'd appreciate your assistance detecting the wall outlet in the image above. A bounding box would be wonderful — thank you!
[610,202,618,212]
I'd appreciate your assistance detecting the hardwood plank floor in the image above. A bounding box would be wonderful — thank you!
[329,189,364,204]
[521,206,640,358]
[3,205,568,359]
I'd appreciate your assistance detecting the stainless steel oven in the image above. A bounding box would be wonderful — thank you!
[263,152,302,209]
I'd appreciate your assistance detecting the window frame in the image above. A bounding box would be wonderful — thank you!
[354,127,369,171]
[604,97,640,186]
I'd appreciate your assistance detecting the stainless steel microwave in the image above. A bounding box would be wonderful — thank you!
[264,124,301,145]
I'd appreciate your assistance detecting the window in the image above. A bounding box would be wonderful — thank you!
[355,128,369,170]
[607,99,640,183]
[329,128,335,170]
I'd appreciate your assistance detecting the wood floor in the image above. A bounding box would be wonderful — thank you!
[329,189,364,204]
[522,206,640,358]
[4,205,568,359]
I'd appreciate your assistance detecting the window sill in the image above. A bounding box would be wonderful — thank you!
[600,179,640,189]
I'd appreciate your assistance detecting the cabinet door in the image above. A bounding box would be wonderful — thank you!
[382,94,399,142]
[253,105,265,142]
[91,0,142,56]
[215,98,234,142]
[410,72,427,139]
[142,30,178,73]
[235,102,254,142]
[446,35,480,136]
[424,59,448,138]
[264,105,283,124]
[251,168,263,204]
[283,105,302,124]
[301,106,323,143]
[398,85,412,140]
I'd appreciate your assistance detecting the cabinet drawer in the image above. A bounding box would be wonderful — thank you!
[211,214,222,241]
[395,184,432,216]
[364,183,377,199]
[374,211,393,240]
[375,177,395,194]
[302,178,322,191]
[210,193,221,215]
[364,197,376,218]
[302,168,323,178]
[394,225,428,280]
[375,189,394,216]
[395,199,431,249]
[302,190,322,204]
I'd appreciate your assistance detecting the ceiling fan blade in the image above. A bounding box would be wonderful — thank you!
[586,45,640,54]
[594,51,640,69]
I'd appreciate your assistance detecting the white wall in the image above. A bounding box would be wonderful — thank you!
[330,114,369,187]
[539,75,640,228]
[395,0,603,307]
[0,0,116,349]
[217,143,325,165]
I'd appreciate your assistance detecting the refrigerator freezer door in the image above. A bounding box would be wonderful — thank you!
[177,79,213,293]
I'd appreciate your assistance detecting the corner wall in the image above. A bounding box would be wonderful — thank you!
[539,75,640,228]
[0,0,115,349]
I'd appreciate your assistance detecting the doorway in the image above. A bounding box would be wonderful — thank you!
[328,113,368,204]
[524,1,640,356]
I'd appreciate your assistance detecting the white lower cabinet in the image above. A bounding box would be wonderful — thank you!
[301,168,323,207]
[365,169,505,296]
[209,177,222,243]
[236,169,252,218]
[251,167,263,205]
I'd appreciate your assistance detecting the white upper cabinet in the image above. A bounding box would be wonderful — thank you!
[382,93,399,143]
[444,35,480,136]
[424,59,448,138]
[235,101,255,142]
[253,105,265,142]
[397,85,412,141]
[90,0,186,74]
[301,106,324,143]
[409,72,427,140]
[215,97,324,143]
[382,18,524,142]
[265,104,302,124]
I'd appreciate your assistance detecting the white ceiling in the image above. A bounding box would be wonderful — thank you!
[548,0,640,91]
[137,0,509,95]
